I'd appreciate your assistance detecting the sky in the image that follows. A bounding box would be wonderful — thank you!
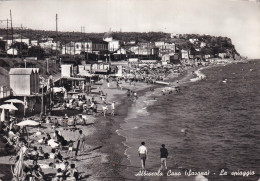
[0,0,259,58]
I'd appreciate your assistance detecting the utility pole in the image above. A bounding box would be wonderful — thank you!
[56,13,58,58]
[9,10,14,57]
[20,24,22,58]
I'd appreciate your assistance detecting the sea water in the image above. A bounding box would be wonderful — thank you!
[118,60,260,181]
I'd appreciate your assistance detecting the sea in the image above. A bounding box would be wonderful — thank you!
[118,60,260,181]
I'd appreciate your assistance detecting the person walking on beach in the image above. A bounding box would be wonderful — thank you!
[102,103,108,117]
[111,101,115,116]
[138,142,148,170]
[159,144,168,172]
[75,130,85,159]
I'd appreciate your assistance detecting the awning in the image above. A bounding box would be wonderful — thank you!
[92,69,108,73]
[63,77,86,81]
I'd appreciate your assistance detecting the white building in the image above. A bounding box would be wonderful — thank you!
[189,38,199,44]
[200,42,206,48]
[39,41,58,50]
[7,48,18,55]
[181,50,189,59]
[61,64,74,77]
[155,41,175,56]
[31,40,38,46]
[103,30,120,52]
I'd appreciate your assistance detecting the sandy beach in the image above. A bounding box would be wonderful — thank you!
[0,61,236,181]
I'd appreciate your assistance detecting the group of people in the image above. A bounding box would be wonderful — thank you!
[127,89,138,102]
[0,112,89,181]
[138,142,169,172]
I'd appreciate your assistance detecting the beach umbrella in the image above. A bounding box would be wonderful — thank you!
[0,104,18,111]
[12,150,24,180]
[52,87,66,93]
[5,99,25,105]
[16,120,39,126]
[0,109,5,122]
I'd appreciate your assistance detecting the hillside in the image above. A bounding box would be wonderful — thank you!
[0,57,60,87]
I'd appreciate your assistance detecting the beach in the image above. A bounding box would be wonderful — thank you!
[1,59,259,181]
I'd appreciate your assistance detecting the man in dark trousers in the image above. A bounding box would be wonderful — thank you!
[75,130,85,159]
[159,144,168,172]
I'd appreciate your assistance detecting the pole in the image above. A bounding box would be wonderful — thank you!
[46,58,49,74]
[20,24,22,58]
[24,96,26,116]
[9,10,14,57]
[6,19,8,46]
[41,86,44,115]
[56,14,58,57]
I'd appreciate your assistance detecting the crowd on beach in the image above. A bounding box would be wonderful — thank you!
[1,113,90,181]
[0,62,211,180]
[0,79,122,180]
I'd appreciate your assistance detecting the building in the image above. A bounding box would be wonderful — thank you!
[218,53,227,59]
[30,40,38,46]
[155,41,175,56]
[61,64,74,78]
[7,48,18,55]
[9,68,39,96]
[200,42,206,48]
[92,62,110,74]
[181,50,189,59]
[39,40,58,50]
[0,34,30,47]
[108,40,120,51]
[61,41,108,55]
[103,30,120,52]
[189,38,199,44]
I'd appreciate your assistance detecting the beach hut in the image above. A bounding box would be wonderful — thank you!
[9,68,39,96]
[61,64,74,78]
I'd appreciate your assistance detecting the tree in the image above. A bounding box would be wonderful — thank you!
[28,46,45,59]
[10,42,28,56]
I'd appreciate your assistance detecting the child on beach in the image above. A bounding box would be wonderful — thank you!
[67,141,74,158]
[102,104,108,117]
[111,101,115,116]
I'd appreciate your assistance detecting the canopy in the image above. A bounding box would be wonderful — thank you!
[0,104,18,111]
[5,99,24,105]
[16,120,39,126]
[52,87,66,93]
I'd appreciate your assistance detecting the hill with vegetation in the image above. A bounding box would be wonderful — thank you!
[0,28,239,56]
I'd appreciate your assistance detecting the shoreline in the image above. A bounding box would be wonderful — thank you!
[0,60,238,180]
[101,62,234,180]
[103,66,200,180]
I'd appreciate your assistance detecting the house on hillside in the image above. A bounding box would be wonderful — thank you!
[189,38,199,44]
[39,40,58,50]
[181,50,189,59]
[155,41,175,56]
[103,30,120,52]
[30,40,38,46]
[9,68,39,96]
[0,34,30,47]
[7,48,18,55]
